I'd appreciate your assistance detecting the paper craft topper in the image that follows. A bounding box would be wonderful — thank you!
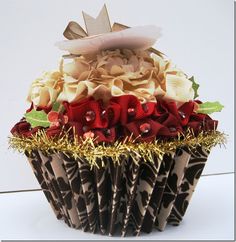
[82,4,112,35]
[56,4,162,56]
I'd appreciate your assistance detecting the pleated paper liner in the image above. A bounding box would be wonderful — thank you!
[25,145,210,236]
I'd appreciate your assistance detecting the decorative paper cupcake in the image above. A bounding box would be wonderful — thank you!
[10,5,226,236]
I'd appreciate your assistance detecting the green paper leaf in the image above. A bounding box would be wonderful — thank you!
[196,101,224,114]
[52,101,65,113]
[189,76,200,99]
[24,109,50,128]
[52,102,60,112]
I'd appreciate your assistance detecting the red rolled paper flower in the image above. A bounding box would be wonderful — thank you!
[153,101,183,135]
[93,127,116,143]
[125,118,169,142]
[178,101,195,126]
[103,101,121,127]
[63,97,108,129]
[154,100,178,117]
[11,120,40,137]
[111,95,156,125]
[46,125,62,138]
[19,94,216,141]
[188,113,218,135]
[11,120,31,136]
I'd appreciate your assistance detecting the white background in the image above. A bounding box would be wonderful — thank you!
[0,0,234,240]
[0,0,233,192]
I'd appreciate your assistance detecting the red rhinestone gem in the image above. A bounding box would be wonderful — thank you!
[85,110,95,122]
[127,107,136,116]
[169,127,177,132]
[82,126,89,132]
[139,123,151,134]
[178,111,186,119]
[104,129,111,136]
[101,110,106,118]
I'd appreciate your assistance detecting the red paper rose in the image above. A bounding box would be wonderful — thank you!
[178,101,195,126]
[103,101,121,127]
[125,118,170,142]
[46,125,62,138]
[14,94,219,142]
[93,127,116,143]
[63,98,108,129]
[188,113,218,135]
[11,120,40,137]
[111,95,156,125]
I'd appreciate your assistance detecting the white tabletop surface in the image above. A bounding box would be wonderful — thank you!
[0,173,234,240]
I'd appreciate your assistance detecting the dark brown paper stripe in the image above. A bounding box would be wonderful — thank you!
[155,148,191,231]
[78,158,99,233]
[108,159,124,235]
[26,151,62,220]
[60,153,90,231]
[131,158,162,236]
[141,153,174,233]
[121,157,140,236]
[94,158,110,234]
[38,151,74,228]
[168,146,210,225]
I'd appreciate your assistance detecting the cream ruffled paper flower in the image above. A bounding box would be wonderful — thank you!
[163,73,194,104]
[152,55,194,104]
[27,71,63,107]
[57,49,161,104]
[27,50,194,107]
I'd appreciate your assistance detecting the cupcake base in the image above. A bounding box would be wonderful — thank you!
[25,145,209,236]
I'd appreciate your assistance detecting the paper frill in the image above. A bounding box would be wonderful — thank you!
[26,145,210,236]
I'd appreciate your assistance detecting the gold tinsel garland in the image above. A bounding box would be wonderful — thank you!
[9,129,227,167]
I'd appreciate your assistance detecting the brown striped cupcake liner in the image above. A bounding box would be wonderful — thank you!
[25,145,210,236]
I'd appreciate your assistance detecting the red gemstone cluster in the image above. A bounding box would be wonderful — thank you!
[11,95,218,143]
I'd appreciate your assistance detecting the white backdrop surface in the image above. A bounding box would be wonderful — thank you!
[0,0,234,191]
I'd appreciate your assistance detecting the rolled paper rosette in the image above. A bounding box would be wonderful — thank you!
[27,49,195,108]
